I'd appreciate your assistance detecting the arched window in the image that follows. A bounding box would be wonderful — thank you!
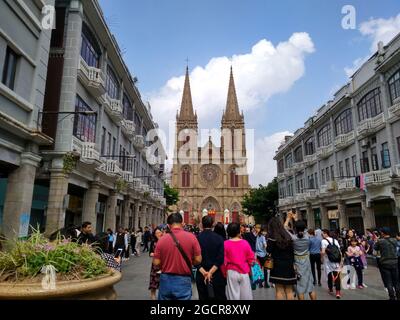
[357,88,382,122]
[285,153,293,168]
[106,66,120,99]
[181,166,190,187]
[304,136,315,155]
[230,168,239,188]
[278,159,284,173]
[335,109,353,135]
[294,146,303,163]
[388,69,400,103]
[123,94,133,121]
[81,23,101,68]
[317,124,331,147]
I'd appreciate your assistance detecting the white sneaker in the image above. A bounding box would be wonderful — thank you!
[362,283,368,288]
[346,284,351,289]
[350,284,356,290]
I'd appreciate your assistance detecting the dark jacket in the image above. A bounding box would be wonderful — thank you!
[243,232,257,252]
[77,232,96,245]
[143,230,151,242]
[374,237,398,266]
[197,229,224,271]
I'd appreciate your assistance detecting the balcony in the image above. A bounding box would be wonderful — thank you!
[365,169,392,186]
[303,153,317,166]
[277,172,285,180]
[103,94,123,122]
[121,120,135,138]
[337,177,357,191]
[71,138,100,162]
[161,198,166,206]
[388,100,400,122]
[78,57,105,97]
[295,193,306,202]
[142,183,150,193]
[122,171,134,183]
[133,135,145,150]
[292,162,304,172]
[334,131,355,150]
[98,159,121,176]
[284,167,295,177]
[132,178,143,192]
[304,189,319,200]
[316,145,334,160]
[357,113,386,138]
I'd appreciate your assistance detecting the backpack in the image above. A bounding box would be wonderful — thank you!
[325,238,342,263]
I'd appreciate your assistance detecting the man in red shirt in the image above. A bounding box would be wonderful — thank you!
[153,212,202,300]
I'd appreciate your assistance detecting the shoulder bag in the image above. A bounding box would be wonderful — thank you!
[168,231,196,281]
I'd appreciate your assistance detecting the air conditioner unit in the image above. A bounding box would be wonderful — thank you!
[361,139,370,148]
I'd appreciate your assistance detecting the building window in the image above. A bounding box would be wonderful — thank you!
[381,142,391,169]
[2,46,18,90]
[181,167,190,187]
[339,161,344,178]
[352,155,358,176]
[123,94,134,121]
[73,96,96,143]
[294,146,303,163]
[314,173,318,189]
[304,137,315,155]
[285,153,293,168]
[317,124,332,147]
[345,158,350,177]
[371,147,379,171]
[357,88,382,122]
[106,66,120,99]
[112,137,117,160]
[334,109,353,136]
[81,24,100,68]
[321,169,325,185]
[330,166,334,181]
[397,137,400,160]
[388,69,400,103]
[230,168,239,188]
[361,151,370,173]
[278,159,284,173]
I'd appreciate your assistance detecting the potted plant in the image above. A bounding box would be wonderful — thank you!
[0,231,121,300]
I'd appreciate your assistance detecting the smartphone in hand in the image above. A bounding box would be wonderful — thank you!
[115,248,123,258]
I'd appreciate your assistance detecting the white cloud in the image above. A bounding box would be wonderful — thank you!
[149,32,315,134]
[249,131,292,186]
[344,13,400,77]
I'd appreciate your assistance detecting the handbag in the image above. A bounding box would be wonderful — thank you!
[206,280,215,299]
[264,256,274,269]
[168,231,196,281]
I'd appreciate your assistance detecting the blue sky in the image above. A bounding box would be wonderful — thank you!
[98,0,400,185]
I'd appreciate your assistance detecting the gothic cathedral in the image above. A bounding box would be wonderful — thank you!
[171,67,253,225]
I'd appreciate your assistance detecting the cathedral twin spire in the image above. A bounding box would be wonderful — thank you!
[177,65,243,125]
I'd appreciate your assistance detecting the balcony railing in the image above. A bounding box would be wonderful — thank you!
[303,153,317,165]
[292,162,304,172]
[78,57,105,97]
[334,131,355,150]
[304,189,319,200]
[388,100,400,121]
[337,177,357,191]
[133,135,145,150]
[122,171,134,183]
[103,94,123,122]
[121,120,135,138]
[357,113,386,137]
[295,193,306,202]
[71,138,100,162]
[142,183,150,193]
[277,172,285,180]
[365,169,392,186]
[316,145,334,159]
[320,185,328,194]
[99,159,121,176]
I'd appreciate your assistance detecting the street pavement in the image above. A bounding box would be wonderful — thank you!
[115,253,389,300]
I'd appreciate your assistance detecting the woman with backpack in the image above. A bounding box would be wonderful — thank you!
[321,229,342,299]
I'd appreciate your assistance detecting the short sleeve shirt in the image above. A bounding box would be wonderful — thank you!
[154,227,201,276]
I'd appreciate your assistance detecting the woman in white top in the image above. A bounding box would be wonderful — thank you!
[321,229,342,299]
[135,227,143,257]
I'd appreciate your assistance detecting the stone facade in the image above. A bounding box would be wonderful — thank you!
[172,67,252,225]
[275,33,400,234]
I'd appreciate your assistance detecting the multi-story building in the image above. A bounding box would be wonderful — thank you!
[0,0,166,239]
[275,32,400,234]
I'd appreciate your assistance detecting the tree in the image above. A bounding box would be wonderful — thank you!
[163,182,179,210]
[241,178,278,224]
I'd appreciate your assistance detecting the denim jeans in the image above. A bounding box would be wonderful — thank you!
[158,274,192,300]
[380,264,400,300]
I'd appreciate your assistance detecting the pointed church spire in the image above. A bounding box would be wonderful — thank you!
[178,66,196,121]
[224,67,242,121]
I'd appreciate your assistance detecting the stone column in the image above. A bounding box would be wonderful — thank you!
[306,204,315,230]
[45,165,69,236]
[2,153,41,239]
[361,196,375,231]
[134,200,140,230]
[320,204,329,230]
[82,182,100,233]
[141,203,147,227]
[122,196,130,229]
[337,200,348,230]
[105,191,118,231]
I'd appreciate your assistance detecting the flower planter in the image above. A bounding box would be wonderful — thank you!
[0,270,121,300]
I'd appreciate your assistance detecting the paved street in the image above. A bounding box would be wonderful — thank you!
[115,254,388,300]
